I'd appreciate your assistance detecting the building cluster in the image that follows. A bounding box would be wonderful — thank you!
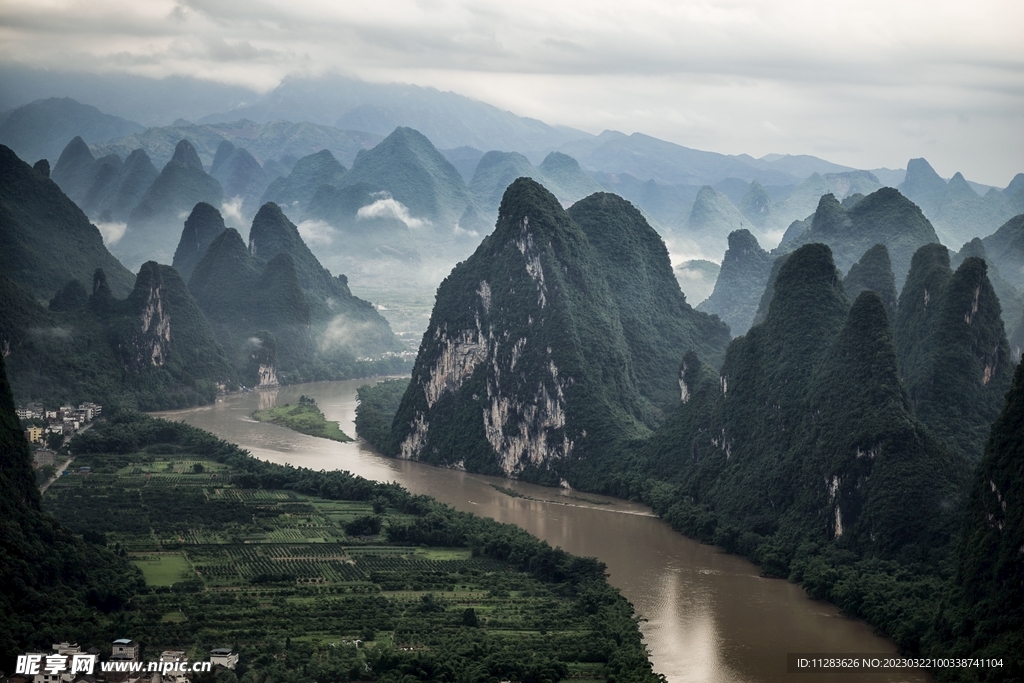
[3,640,237,683]
[18,402,102,445]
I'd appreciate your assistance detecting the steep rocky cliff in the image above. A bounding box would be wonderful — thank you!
[388,179,728,486]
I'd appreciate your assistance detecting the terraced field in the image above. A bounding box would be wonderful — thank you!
[45,421,661,683]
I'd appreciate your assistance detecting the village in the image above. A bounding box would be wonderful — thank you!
[2,639,237,683]
[17,402,101,475]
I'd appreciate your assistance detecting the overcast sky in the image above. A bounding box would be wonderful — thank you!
[1,0,1022,185]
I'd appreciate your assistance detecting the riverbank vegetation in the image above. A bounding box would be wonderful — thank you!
[39,411,663,682]
[252,395,352,442]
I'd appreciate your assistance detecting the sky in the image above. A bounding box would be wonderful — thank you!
[1,0,1022,185]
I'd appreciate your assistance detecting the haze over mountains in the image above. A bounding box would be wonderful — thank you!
[3,64,1024,681]
[0,144,404,410]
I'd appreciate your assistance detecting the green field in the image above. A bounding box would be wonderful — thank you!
[251,396,352,442]
[132,553,193,587]
[43,412,662,683]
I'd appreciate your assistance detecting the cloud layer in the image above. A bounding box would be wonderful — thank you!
[1,0,1021,183]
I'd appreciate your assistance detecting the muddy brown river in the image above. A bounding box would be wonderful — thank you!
[161,378,929,683]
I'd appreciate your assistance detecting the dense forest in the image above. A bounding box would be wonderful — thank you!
[359,187,1024,680]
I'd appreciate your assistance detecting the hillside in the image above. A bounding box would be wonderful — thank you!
[386,178,728,486]
[780,188,940,288]
[697,229,774,336]
[187,204,403,385]
[0,144,135,299]
[895,248,1013,461]
[0,97,143,165]
[0,352,142,669]
[337,127,474,234]
[118,140,224,269]
[1,260,235,411]
[260,148,348,220]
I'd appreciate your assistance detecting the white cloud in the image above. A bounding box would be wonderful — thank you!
[318,316,376,354]
[95,220,127,245]
[296,219,337,246]
[221,196,244,225]
[1,0,1021,183]
[357,196,428,230]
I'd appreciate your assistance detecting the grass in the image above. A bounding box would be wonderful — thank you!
[251,398,352,442]
[131,552,193,587]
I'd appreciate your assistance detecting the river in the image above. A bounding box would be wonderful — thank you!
[160,378,929,683]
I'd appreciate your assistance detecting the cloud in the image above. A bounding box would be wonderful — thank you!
[221,196,244,225]
[357,196,428,230]
[452,223,479,238]
[318,316,377,354]
[0,0,1021,182]
[94,221,127,245]
[296,219,337,246]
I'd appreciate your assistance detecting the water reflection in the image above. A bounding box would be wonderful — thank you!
[256,387,279,411]
[162,380,930,683]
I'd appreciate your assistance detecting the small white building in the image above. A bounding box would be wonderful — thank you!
[208,649,238,670]
[158,651,190,683]
[111,639,138,661]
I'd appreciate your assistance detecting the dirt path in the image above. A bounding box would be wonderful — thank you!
[39,455,73,494]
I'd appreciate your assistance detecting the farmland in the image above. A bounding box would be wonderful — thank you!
[43,411,662,683]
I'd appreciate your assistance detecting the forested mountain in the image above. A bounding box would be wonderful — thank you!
[188,227,312,386]
[894,247,1013,461]
[118,139,224,270]
[841,244,899,321]
[591,172,701,229]
[86,149,160,223]
[0,97,144,165]
[536,152,605,203]
[737,180,773,227]
[468,151,547,218]
[553,130,801,186]
[171,202,228,282]
[0,352,143,667]
[900,158,1019,247]
[92,117,380,170]
[566,193,731,410]
[927,358,1024,678]
[209,140,270,219]
[384,179,728,485]
[780,188,940,288]
[951,238,1023,329]
[187,203,403,385]
[676,185,757,259]
[2,262,234,410]
[643,253,964,563]
[335,127,475,236]
[260,148,348,219]
[304,181,422,266]
[0,144,134,299]
[50,135,101,206]
[696,229,773,336]
[981,213,1024,290]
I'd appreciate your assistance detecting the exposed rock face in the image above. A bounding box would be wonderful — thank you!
[389,179,728,485]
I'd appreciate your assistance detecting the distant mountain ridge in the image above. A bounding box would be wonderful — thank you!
[197,74,591,153]
[0,97,144,166]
